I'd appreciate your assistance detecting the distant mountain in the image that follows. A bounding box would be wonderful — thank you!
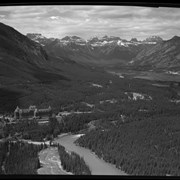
[0,22,111,112]
[87,35,121,44]
[0,26,49,65]
[26,33,55,46]
[61,35,85,42]
[132,35,180,69]
[26,33,45,41]
[0,23,50,80]
[130,38,138,42]
[27,34,160,66]
[0,22,71,86]
[144,36,163,43]
[27,32,180,70]
[2,21,180,114]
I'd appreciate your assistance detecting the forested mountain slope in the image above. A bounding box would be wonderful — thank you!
[132,36,180,69]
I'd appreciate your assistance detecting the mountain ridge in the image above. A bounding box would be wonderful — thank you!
[27,33,180,70]
[27,33,163,67]
[132,35,180,69]
[26,33,164,45]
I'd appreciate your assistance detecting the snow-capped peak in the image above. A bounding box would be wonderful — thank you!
[117,40,129,47]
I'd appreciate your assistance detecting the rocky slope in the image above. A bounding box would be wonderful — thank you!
[26,33,55,47]
[0,24,49,67]
[132,36,180,69]
[0,22,114,112]
[0,22,69,85]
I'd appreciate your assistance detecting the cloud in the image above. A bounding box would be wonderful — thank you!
[0,5,180,40]
[50,16,59,20]
[0,14,5,18]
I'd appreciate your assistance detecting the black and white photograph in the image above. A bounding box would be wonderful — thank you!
[0,2,180,177]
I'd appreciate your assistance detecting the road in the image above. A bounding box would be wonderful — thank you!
[37,147,72,175]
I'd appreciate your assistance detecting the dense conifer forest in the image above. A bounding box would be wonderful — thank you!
[1,68,180,175]
[76,115,180,176]
[0,141,46,174]
[3,117,62,141]
[57,144,91,175]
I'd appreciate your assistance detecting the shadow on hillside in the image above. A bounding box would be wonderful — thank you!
[0,88,22,114]
[33,69,70,84]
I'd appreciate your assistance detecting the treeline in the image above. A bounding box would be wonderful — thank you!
[76,115,180,176]
[61,100,180,134]
[62,112,102,133]
[57,144,91,175]
[0,141,8,174]
[0,141,46,174]
[59,76,180,132]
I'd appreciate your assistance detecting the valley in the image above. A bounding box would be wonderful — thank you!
[1,21,180,176]
[107,68,180,82]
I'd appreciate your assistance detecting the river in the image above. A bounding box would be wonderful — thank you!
[54,133,127,175]
[37,147,72,175]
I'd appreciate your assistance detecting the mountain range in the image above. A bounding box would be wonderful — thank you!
[0,22,118,112]
[1,21,180,177]
[27,32,180,69]
[0,21,180,86]
[131,36,180,69]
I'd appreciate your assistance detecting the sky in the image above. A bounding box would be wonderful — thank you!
[0,5,180,40]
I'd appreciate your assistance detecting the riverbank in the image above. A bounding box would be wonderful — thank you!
[54,133,127,175]
[37,147,72,175]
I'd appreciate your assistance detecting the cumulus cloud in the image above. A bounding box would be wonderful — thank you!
[0,5,180,40]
